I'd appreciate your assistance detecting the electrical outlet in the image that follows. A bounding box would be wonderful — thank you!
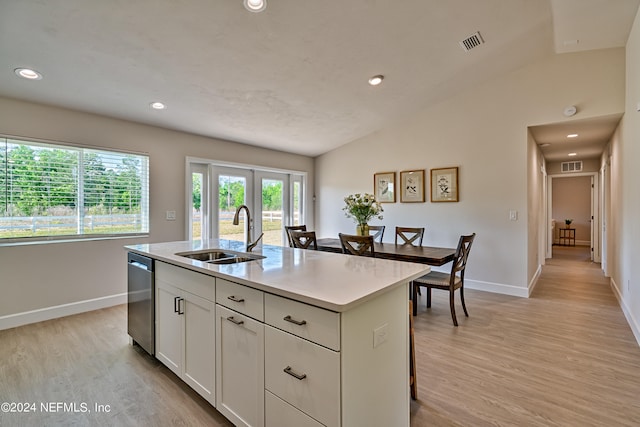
[166,210,176,221]
[373,323,389,348]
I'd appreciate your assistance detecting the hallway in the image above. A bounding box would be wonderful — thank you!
[410,245,640,426]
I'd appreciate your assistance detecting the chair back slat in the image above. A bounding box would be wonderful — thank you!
[395,227,425,246]
[451,233,476,279]
[339,233,375,257]
[290,230,318,250]
[368,225,385,243]
[285,225,307,247]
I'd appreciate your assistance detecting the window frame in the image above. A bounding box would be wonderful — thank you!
[0,134,150,245]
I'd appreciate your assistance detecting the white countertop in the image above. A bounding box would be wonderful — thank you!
[125,239,430,312]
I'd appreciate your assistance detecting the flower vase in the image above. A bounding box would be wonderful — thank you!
[356,223,369,236]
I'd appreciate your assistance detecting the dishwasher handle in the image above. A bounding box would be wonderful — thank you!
[129,261,149,271]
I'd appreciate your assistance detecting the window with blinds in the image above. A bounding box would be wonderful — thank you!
[1,136,149,241]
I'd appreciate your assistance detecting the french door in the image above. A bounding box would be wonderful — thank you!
[187,162,304,247]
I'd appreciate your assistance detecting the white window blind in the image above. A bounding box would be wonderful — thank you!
[1,136,149,241]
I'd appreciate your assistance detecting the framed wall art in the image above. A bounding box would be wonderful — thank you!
[431,167,459,202]
[374,172,396,203]
[399,169,425,203]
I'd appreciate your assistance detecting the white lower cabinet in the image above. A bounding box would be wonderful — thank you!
[155,262,216,406]
[265,391,323,427]
[216,305,264,427]
[264,325,340,427]
[153,261,409,427]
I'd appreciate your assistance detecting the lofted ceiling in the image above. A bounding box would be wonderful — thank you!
[0,0,638,157]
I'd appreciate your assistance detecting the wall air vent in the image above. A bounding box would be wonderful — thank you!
[561,161,583,173]
[459,31,485,52]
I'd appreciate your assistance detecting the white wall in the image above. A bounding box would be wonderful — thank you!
[315,48,625,298]
[608,7,640,343]
[0,97,314,327]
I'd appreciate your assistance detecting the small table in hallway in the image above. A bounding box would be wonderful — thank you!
[558,228,576,246]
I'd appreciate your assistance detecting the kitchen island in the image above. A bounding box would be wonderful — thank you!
[126,239,429,427]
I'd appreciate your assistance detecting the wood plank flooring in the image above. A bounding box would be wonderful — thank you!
[411,246,640,426]
[1,246,639,426]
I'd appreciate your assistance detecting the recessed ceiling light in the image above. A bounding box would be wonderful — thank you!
[150,102,166,110]
[567,134,578,138]
[244,0,266,12]
[14,68,43,80]
[368,75,384,86]
[540,143,551,147]
[568,152,577,156]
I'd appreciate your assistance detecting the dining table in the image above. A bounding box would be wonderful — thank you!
[315,238,456,266]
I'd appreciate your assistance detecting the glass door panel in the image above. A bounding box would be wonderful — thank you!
[261,177,284,246]
[191,172,203,239]
[218,174,248,242]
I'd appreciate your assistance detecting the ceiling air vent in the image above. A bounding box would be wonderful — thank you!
[561,161,583,173]
[459,31,484,52]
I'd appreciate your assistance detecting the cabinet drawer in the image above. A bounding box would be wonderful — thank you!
[265,294,340,351]
[216,278,264,321]
[265,326,340,427]
[265,391,323,427]
[156,261,215,301]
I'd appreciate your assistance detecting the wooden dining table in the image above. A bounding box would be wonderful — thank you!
[315,238,456,266]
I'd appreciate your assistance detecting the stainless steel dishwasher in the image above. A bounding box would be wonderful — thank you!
[127,252,155,355]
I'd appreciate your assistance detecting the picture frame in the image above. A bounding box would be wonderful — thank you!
[399,169,425,203]
[373,172,396,203]
[430,167,459,202]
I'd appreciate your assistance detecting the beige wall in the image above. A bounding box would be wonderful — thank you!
[0,97,314,323]
[316,48,625,297]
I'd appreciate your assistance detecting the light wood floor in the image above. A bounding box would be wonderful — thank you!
[411,245,640,426]
[1,246,639,426]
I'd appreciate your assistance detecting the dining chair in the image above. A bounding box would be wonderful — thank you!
[411,233,476,326]
[289,230,318,250]
[368,225,385,243]
[338,233,375,257]
[395,227,424,246]
[285,225,307,247]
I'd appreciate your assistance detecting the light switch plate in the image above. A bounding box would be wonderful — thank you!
[509,210,518,221]
[166,210,176,221]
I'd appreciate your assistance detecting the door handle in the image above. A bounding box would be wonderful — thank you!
[174,296,180,313]
[178,298,185,315]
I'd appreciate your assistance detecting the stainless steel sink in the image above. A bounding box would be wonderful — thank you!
[175,249,265,265]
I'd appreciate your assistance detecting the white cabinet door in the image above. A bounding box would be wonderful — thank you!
[183,290,216,406]
[216,305,265,427]
[155,280,182,376]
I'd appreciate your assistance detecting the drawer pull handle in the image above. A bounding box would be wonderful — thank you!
[283,315,307,326]
[227,295,245,303]
[284,366,307,381]
[226,316,244,326]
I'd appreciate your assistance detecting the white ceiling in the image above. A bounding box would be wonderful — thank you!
[0,0,638,157]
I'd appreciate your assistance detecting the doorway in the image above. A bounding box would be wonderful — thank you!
[547,172,599,262]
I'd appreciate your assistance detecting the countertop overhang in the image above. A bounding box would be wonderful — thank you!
[125,239,430,312]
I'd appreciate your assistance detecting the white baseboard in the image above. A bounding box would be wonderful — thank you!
[527,264,543,296]
[609,278,640,347]
[465,279,529,298]
[0,293,127,331]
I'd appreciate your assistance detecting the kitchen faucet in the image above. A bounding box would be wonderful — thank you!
[232,205,264,252]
